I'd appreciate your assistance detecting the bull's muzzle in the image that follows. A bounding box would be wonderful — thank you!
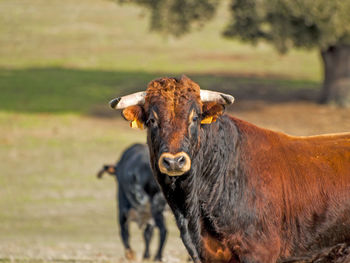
[158,152,191,176]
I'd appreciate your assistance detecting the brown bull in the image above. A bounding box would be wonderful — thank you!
[109,75,350,263]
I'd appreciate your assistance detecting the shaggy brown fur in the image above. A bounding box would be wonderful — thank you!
[113,76,350,263]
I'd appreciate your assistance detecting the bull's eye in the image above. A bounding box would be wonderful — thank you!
[146,117,157,127]
[192,116,198,122]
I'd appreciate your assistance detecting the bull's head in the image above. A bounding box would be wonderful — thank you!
[110,75,234,177]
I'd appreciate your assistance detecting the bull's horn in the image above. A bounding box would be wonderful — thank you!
[200,90,235,105]
[109,91,146,109]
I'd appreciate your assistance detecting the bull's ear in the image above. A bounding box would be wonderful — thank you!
[122,105,145,130]
[201,102,225,124]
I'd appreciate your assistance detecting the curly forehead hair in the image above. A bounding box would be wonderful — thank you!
[144,77,202,112]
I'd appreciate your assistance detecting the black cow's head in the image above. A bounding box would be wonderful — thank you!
[110,75,234,177]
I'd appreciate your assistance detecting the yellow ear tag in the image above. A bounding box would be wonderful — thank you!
[201,116,214,124]
[130,119,144,130]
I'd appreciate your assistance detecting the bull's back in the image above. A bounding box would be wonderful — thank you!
[281,133,350,252]
[283,132,350,178]
[232,117,350,256]
[236,116,350,182]
[277,133,350,208]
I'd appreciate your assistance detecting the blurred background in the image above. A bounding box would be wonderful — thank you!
[1,0,350,262]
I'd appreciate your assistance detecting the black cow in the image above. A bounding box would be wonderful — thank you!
[97,143,167,261]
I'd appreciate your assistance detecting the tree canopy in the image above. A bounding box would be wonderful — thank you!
[119,0,350,52]
[224,0,350,53]
[119,0,350,106]
[119,0,220,37]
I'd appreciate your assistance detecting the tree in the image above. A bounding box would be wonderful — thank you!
[119,0,350,106]
[118,0,220,37]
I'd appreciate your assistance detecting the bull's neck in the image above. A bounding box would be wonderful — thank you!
[195,115,240,182]
[184,115,241,248]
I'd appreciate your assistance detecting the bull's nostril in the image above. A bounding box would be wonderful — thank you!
[176,156,186,168]
[162,157,172,169]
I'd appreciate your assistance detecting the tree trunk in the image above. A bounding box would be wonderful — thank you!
[319,45,350,107]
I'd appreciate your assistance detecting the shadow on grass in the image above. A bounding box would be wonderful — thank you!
[0,67,321,115]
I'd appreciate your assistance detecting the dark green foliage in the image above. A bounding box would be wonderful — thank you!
[224,0,350,53]
[118,0,220,36]
[120,0,350,52]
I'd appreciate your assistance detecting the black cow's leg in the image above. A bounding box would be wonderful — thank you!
[118,187,135,260]
[119,212,132,253]
[119,211,136,260]
[153,213,167,261]
[143,223,154,259]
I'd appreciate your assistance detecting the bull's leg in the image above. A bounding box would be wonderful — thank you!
[235,235,280,263]
[153,213,167,261]
[143,223,154,259]
[174,211,202,263]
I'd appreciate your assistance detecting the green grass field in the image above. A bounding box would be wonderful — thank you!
[0,0,322,115]
[1,0,348,262]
